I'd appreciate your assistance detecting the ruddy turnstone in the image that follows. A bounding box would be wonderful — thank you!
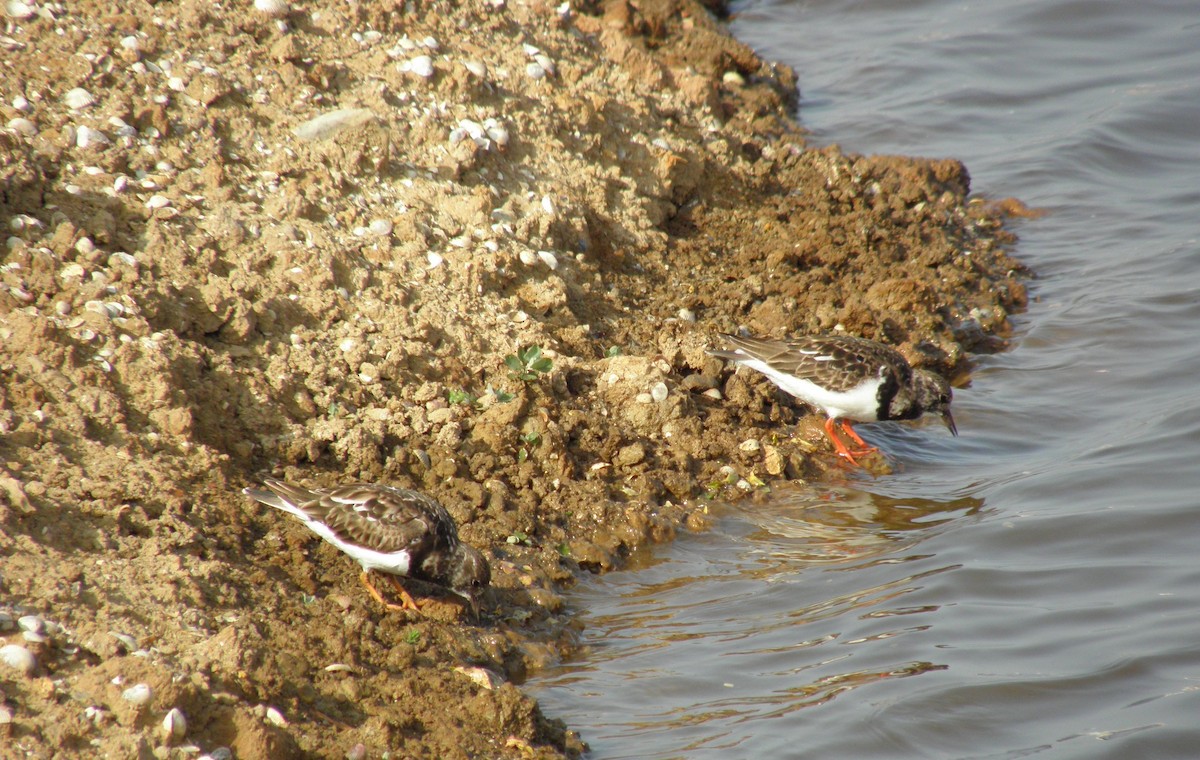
[710,333,957,465]
[243,479,490,616]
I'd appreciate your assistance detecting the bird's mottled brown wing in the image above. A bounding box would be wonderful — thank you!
[714,334,914,393]
[263,480,456,556]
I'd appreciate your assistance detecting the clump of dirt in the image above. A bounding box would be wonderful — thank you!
[0,0,1025,756]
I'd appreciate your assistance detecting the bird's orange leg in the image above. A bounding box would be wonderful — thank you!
[384,574,423,613]
[359,571,420,613]
[837,421,877,457]
[823,418,862,466]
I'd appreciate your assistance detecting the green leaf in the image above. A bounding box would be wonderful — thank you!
[504,355,524,372]
[531,357,553,373]
[523,345,542,364]
[605,345,622,358]
[517,447,528,463]
[493,390,515,403]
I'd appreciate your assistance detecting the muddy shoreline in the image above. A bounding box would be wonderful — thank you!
[0,0,1024,756]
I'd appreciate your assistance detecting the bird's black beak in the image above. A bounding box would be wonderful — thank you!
[942,409,958,437]
[455,590,480,620]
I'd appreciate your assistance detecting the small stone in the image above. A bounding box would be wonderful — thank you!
[454,666,502,690]
[162,707,187,741]
[5,2,36,20]
[739,438,761,453]
[0,644,36,676]
[405,55,434,78]
[7,117,36,136]
[253,0,290,17]
[122,683,153,706]
[650,382,669,402]
[264,706,287,727]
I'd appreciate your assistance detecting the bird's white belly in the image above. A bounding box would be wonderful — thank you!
[303,518,412,575]
[739,358,882,421]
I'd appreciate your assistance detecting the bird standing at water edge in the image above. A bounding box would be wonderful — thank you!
[709,333,957,466]
[242,479,490,617]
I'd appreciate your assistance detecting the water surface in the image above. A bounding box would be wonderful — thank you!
[530,1,1200,756]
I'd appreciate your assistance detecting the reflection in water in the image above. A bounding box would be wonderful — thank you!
[531,485,979,757]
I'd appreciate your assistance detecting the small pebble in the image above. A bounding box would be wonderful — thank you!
[122,683,153,706]
[5,1,36,20]
[162,707,187,740]
[0,643,36,676]
[7,117,36,136]
[253,0,290,17]
[405,55,434,78]
[650,382,669,402]
[264,706,287,727]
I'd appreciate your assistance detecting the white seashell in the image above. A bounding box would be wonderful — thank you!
[484,120,509,147]
[120,35,140,51]
[145,195,171,209]
[518,249,537,266]
[406,55,434,78]
[75,237,95,255]
[0,644,36,675]
[162,707,187,739]
[122,683,152,706]
[113,175,129,193]
[63,87,96,110]
[12,95,31,112]
[534,54,556,76]
[167,76,185,92]
[677,307,696,322]
[253,0,290,17]
[110,631,138,650]
[537,250,558,269]
[426,252,444,269]
[522,43,541,56]
[739,438,761,452]
[264,706,287,727]
[454,665,502,690]
[339,338,355,352]
[108,251,137,267]
[368,218,392,236]
[323,663,355,672]
[541,195,555,215]
[7,117,36,136]
[17,615,43,634]
[525,62,546,80]
[5,1,35,20]
[462,60,487,78]
[61,262,85,280]
[650,382,669,402]
[421,36,439,51]
[293,108,376,142]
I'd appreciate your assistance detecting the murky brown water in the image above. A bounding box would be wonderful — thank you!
[529,0,1200,756]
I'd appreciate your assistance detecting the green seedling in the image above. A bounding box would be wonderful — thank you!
[505,345,553,382]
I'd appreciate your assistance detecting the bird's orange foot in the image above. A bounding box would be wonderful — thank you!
[360,571,422,613]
